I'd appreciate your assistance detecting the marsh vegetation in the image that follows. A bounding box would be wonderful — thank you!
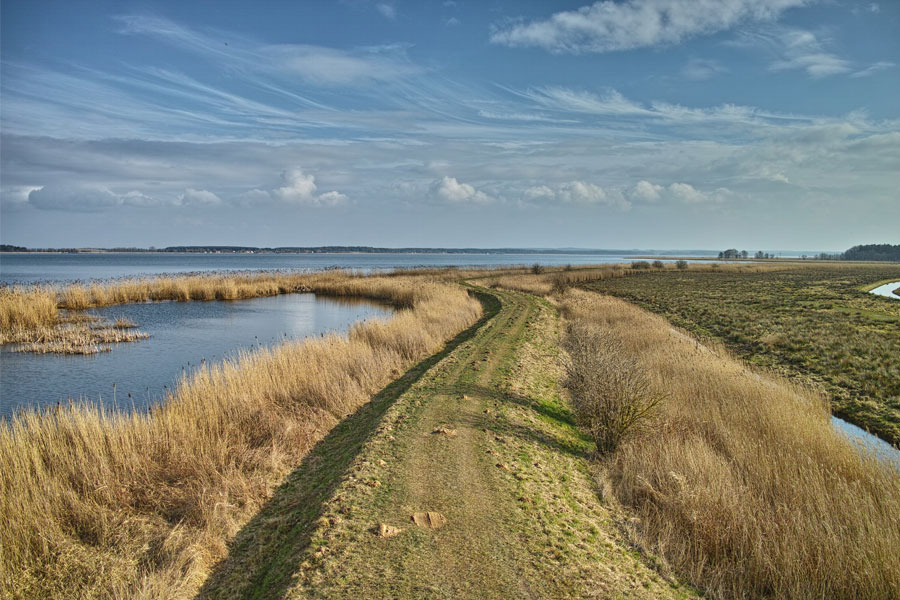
[581,263,900,444]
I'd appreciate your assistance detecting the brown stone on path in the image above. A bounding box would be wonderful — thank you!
[431,426,457,437]
[377,523,402,538]
[411,511,447,529]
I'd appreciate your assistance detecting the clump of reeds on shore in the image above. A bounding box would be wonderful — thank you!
[0,274,482,600]
[560,288,900,599]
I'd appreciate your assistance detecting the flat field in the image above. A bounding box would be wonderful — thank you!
[582,263,900,444]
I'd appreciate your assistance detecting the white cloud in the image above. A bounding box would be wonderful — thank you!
[0,186,42,210]
[375,3,396,20]
[524,181,631,210]
[121,190,160,207]
[179,188,222,206]
[630,180,663,202]
[667,182,733,203]
[681,58,728,81]
[268,168,348,206]
[117,15,420,87]
[490,0,808,53]
[432,176,493,203]
[318,190,348,205]
[263,44,420,86]
[274,168,318,203]
[526,87,652,116]
[850,61,896,78]
[28,186,122,212]
[446,17,461,26]
[738,28,854,78]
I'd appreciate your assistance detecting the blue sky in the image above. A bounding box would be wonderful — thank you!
[1,0,898,250]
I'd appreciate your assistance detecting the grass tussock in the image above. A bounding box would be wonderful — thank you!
[561,289,900,599]
[0,275,482,599]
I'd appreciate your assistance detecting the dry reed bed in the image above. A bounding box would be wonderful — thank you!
[561,288,900,599]
[0,275,482,599]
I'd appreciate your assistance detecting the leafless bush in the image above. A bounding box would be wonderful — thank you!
[562,322,662,453]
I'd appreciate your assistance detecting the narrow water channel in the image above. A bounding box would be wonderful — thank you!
[868,280,900,300]
[0,293,392,418]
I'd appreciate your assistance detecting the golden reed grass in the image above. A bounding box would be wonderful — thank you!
[0,274,482,599]
[561,289,900,599]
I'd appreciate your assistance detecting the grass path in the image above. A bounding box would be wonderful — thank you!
[201,287,697,599]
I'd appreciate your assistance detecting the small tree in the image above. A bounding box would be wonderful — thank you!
[652,260,665,269]
[563,323,663,454]
[675,260,688,270]
[631,260,651,270]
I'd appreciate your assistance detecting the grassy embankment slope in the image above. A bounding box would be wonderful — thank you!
[0,273,482,599]
[582,263,900,444]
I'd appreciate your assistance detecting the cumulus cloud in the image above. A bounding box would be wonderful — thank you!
[268,168,347,206]
[179,188,222,206]
[621,181,734,204]
[630,180,663,202]
[274,168,318,203]
[431,176,493,203]
[490,0,808,53]
[524,181,631,210]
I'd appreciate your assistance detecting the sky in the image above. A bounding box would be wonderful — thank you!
[1,0,898,251]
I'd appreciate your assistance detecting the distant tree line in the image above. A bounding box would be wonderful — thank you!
[718,244,900,262]
[841,244,900,261]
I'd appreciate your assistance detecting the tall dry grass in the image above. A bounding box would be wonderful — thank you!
[0,287,59,339]
[561,289,900,599]
[0,275,482,599]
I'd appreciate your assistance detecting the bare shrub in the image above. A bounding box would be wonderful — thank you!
[675,260,689,270]
[652,260,665,269]
[531,263,545,274]
[562,322,662,453]
[630,261,651,270]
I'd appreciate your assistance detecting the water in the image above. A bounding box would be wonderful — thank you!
[0,293,392,418]
[869,280,900,300]
[1,252,694,285]
[832,417,900,469]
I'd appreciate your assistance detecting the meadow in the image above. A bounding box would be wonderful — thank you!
[581,263,900,444]
[560,288,900,599]
[0,272,482,599]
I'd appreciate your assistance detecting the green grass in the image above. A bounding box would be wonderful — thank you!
[582,264,900,444]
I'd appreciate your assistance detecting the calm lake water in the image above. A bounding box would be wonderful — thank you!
[0,293,392,418]
[0,252,699,285]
